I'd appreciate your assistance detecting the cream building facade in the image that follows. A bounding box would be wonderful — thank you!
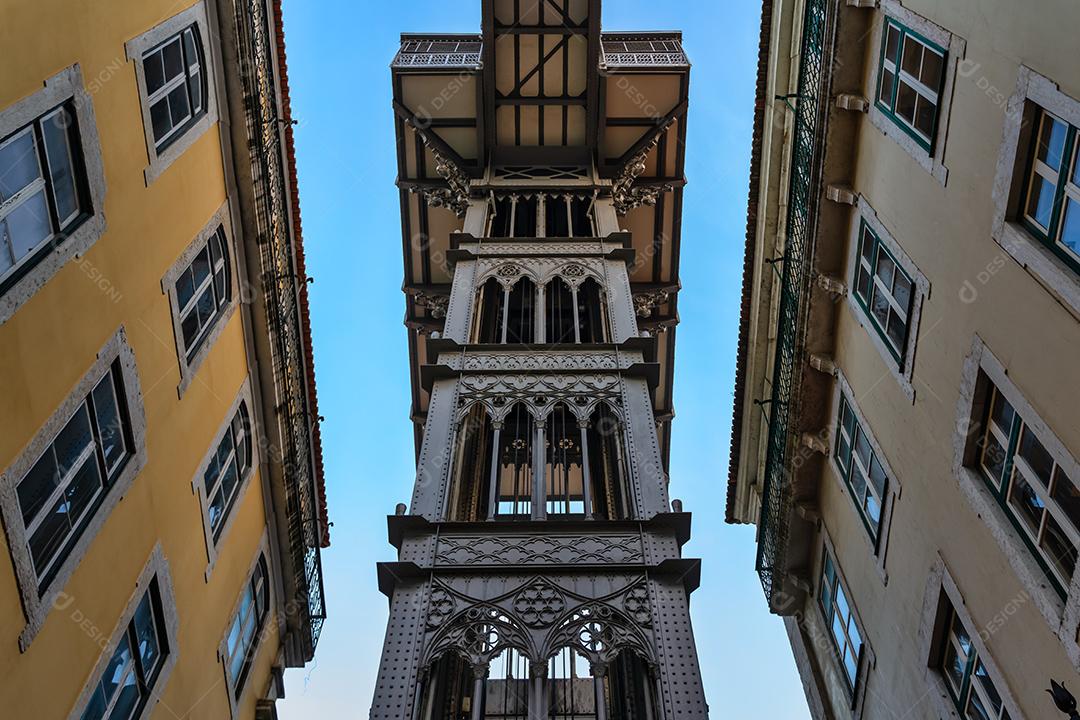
[729,0,1080,718]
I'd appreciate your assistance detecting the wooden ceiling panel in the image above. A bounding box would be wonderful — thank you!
[566,106,587,145]
[602,126,641,161]
[567,35,588,95]
[431,128,478,161]
[604,73,681,117]
[401,75,478,118]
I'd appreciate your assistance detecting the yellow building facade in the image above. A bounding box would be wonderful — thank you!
[0,0,327,718]
[731,0,1080,718]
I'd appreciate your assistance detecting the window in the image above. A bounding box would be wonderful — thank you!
[819,547,864,693]
[204,402,252,543]
[876,19,946,151]
[224,556,270,698]
[977,382,1079,597]
[938,600,1012,720]
[853,220,914,364]
[1021,108,1080,274]
[79,580,169,720]
[16,362,132,590]
[486,192,596,238]
[141,25,206,152]
[176,226,230,362]
[0,103,89,293]
[834,394,889,544]
[472,274,608,345]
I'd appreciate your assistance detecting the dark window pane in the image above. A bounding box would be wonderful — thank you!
[885,25,900,63]
[162,39,184,81]
[181,310,201,350]
[920,48,944,89]
[1019,429,1054,486]
[167,84,191,127]
[856,266,872,301]
[188,72,203,114]
[850,462,867,502]
[879,69,895,106]
[110,674,141,720]
[176,267,196,310]
[92,375,126,474]
[183,28,199,70]
[0,130,42,201]
[1042,513,1077,581]
[1008,472,1045,536]
[79,685,107,720]
[133,592,162,678]
[893,270,912,313]
[194,283,216,329]
[17,450,60,526]
[208,487,226,531]
[915,95,937,139]
[1051,468,1080,532]
[981,433,1008,487]
[41,109,80,224]
[871,284,891,328]
[886,310,907,351]
[990,392,1015,434]
[1027,174,1056,229]
[190,246,211,287]
[56,407,93,477]
[896,81,918,123]
[28,496,72,576]
[876,250,896,288]
[943,641,965,695]
[144,52,166,95]
[150,99,172,142]
[64,456,104,526]
[901,36,922,77]
[5,188,52,260]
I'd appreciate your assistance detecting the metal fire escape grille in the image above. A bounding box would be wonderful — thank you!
[755,0,829,603]
[239,0,327,651]
[392,38,483,69]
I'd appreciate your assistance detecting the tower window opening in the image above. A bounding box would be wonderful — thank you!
[545,405,587,517]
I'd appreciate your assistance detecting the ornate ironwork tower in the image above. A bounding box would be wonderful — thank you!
[372,3,707,718]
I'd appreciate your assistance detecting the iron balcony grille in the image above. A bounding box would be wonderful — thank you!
[601,34,689,68]
[755,0,829,604]
[392,37,483,69]
[239,0,327,653]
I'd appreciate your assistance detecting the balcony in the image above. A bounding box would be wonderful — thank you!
[392,34,483,70]
[600,32,689,69]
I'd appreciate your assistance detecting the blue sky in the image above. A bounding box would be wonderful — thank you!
[276,1,809,717]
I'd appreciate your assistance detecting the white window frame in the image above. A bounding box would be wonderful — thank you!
[160,201,239,396]
[845,197,929,402]
[125,2,219,185]
[830,370,901,582]
[954,335,1080,669]
[219,536,276,718]
[66,544,179,720]
[0,64,107,326]
[917,556,1023,720]
[992,66,1080,318]
[867,1,965,185]
[192,380,259,579]
[0,327,147,650]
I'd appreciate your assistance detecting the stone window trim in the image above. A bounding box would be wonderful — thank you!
[0,326,147,651]
[160,200,239,397]
[0,64,107,327]
[125,1,219,186]
[192,379,259,581]
[66,543,180,720]
[829,369,902,584]
[845,196,930,402]
[992,65,1080,319]
[813,530,876,720]
[867,1,965,186]
[916,555,1024,720]
[954,334,1080,669]
[218,534,275,719]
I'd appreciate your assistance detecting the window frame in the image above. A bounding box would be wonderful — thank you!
[845,198,929,401]
[993,67,1080,318]
[0,64,107,326]
[67,545,179,720]
[866,2,963,185]
[1019,108,1080,276]
[918,557,1023,720]
[874,18,947,153]
[954,336,1080,670]
[851,220,914,366]
[0,327,147,650]
[192,381,259,579]
[125,2,219,185]
[219,541,275,718]
[161,202,239,396]
[816,543,867,701]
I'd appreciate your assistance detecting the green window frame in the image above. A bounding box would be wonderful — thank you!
[977,381,1080,599]
[938,602,1012,720]
[834,394,889,545]
[1020,107,1080,275]
[852,220,915,366]
[875,18,947,153]
[818,547,864,694]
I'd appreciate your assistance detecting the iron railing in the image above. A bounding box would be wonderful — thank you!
[755,0,829,604]
[238,0,327,653]
[601,33,689,68]
[392,35,483,69]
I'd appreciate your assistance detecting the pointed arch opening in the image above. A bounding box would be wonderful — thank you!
[545,278,577,344]
[544,404,587,517]
[605,650,660,720]
[576,278,609,344]
[548,646,599,719]
[417,651,478,720]
[494,404,536,518]
[584,404,633,521]
[447,405,495,522]
[484,647,531,718]
[472,277,536,345]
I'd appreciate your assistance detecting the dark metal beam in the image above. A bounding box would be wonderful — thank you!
[391,99,476,176]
